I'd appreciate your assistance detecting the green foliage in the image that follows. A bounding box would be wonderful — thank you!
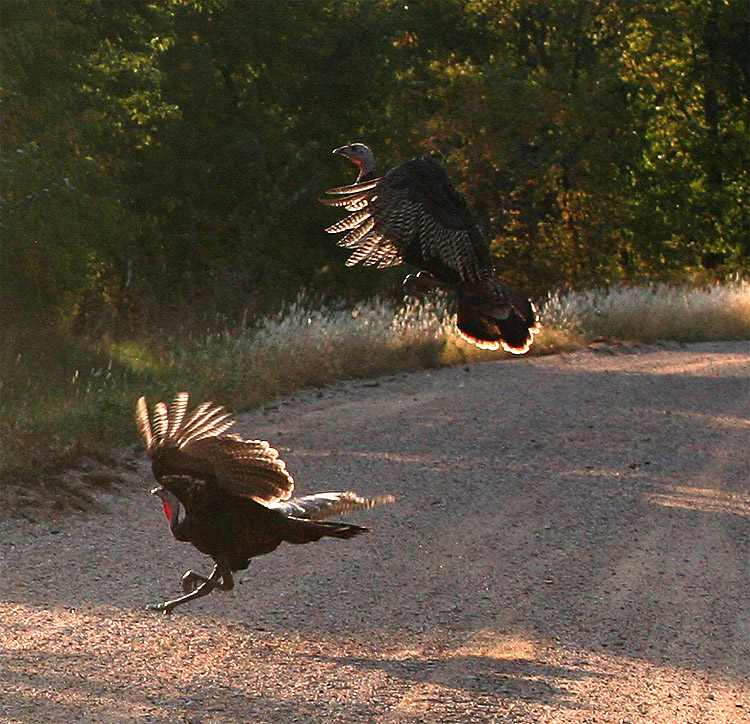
[617,0,750,276]
[1,0,747,331]
[414,0,748,290]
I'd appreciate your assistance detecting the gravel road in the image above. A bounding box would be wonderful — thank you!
[1,341,748,723]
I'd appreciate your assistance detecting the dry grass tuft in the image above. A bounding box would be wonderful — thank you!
[543,279,750,344]
[166,296,453,411]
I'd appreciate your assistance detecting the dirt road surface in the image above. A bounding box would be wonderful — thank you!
[1,341,748,723]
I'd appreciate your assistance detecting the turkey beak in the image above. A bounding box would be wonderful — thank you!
[150,486,161,496]
[333,145,353,158]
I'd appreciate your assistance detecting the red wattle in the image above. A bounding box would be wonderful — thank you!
[161,499,173,523]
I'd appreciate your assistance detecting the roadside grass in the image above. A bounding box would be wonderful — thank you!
[1,280,748,511]
[542,280,750,344]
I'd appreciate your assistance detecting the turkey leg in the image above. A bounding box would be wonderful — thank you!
[147,563,234,615]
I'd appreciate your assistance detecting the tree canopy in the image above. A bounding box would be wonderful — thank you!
[2,0,747,332]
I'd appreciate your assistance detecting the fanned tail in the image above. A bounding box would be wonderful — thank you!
[456,279,541,354]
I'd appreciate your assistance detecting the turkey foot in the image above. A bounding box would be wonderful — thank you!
[147,565,234,615]
[403,271,452,298]
[181,569,234,594]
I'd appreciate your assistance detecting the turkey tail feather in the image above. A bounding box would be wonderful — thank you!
[456,281,540,354]
[282,517,370,544]
[319,521,370,539]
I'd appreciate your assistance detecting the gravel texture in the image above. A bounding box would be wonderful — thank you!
[1,341,748,723]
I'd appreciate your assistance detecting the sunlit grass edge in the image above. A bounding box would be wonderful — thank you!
[1,279,747,510]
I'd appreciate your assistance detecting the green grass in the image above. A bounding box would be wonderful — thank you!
[1,280,748,510]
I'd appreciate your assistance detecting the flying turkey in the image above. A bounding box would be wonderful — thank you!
[137,392,393,614]
[321,143,540,353]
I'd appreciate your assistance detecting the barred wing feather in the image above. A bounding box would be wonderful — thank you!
[136,394,295,503]
[271,492,395,520]
[323,157,489,284]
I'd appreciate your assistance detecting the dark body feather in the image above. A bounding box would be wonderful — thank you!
[371,157,490,283]
[154,475,360,572]
[323,144,540,353]
[137,393,392,613]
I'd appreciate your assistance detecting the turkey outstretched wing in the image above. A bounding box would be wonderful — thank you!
[270,491,395,520]
[323,157,490,284]
[137,394,295,503]
[323,181,404,270]
[167,435,295,503]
